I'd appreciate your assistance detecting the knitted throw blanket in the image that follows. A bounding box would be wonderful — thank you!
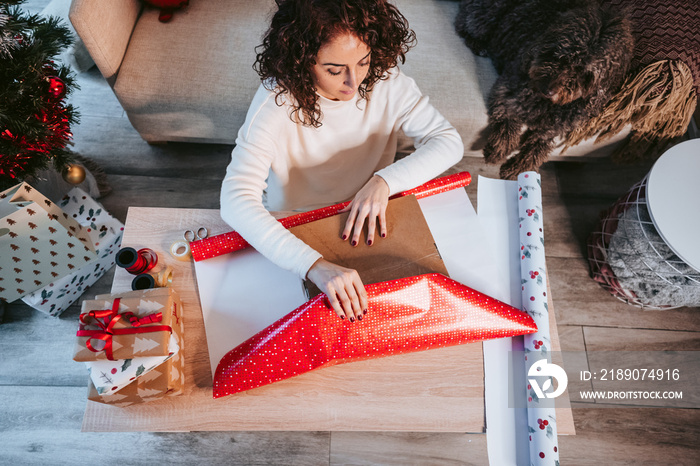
[566,0,699,161]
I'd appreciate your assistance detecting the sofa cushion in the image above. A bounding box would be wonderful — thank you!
[114,0,494,146]
[112,0,625,158]
[114,0,276,143]
[69,0,142,82]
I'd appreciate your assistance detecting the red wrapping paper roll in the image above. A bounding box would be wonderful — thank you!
[191,172,471,262]
[213,273,537,398]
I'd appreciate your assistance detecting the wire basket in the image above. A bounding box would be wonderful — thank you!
[587,175,700,310]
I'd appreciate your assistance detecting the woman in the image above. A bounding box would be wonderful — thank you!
[220,0,463,322]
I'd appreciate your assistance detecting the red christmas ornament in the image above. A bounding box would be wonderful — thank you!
[47,76,66,99]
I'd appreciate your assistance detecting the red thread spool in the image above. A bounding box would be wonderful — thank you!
[116,247,158,275]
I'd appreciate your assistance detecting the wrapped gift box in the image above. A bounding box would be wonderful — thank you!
[74,287,182,361]
[85,294,184,395]
[87,349,185,407]
[0,182,97,303]
[21,188,124,316]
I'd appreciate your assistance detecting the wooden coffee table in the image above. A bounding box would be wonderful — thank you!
[81,206,573,439]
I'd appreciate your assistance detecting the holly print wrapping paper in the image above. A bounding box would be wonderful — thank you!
[0,182,97,303]
[74,287,183,362]
[21,188,124,316]
[87,332,180,395]
[518,172,560,465]
[87,348,185,407]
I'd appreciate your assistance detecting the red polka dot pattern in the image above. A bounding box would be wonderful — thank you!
[213,273,537,398]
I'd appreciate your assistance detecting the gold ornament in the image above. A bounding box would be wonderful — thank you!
[62,163,86,185]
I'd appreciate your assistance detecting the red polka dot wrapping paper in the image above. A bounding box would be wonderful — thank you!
[191,172,471,262]
[213,273,537,398]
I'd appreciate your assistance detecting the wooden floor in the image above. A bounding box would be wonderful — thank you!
[2,2,699,464]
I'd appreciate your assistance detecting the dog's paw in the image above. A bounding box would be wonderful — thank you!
[483,143,509,165]
[499,156,537,180]
[483,119,521,164]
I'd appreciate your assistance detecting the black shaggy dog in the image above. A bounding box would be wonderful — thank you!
[455,0,633,179]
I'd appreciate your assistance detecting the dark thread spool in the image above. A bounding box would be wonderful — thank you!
[116,247,158,275]
[131,273,155,291]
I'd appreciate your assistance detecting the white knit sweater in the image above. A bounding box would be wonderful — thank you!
[220,69,463,279]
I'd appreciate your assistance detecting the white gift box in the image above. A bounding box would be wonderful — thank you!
[21,188,123,316]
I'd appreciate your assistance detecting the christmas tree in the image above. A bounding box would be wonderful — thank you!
[0,0,79,191]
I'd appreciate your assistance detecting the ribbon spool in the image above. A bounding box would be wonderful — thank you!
[131,273,155,291]
[116,247,159,275]
[155,266,174,287]
[131,267,173,291]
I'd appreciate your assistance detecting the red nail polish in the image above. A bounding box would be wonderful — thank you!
[351,240,357,246]
[367,239,372,246]
[357,314,362,321]
[381,233,386,238]
[363,309,367,315]
[349,317,355,323]
[342,234,347,240]
[340,315,345,320]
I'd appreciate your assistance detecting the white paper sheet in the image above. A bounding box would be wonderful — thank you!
[194,188,497,376]
[194,184,532,465]
[417,188,501,294]
[194,248,308,376]
[478,175,533,466]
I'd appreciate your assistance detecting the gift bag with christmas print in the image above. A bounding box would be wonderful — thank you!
[0,182,97,303]
[21,188,124,316]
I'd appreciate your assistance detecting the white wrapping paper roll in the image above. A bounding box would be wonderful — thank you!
[518,172,560,464]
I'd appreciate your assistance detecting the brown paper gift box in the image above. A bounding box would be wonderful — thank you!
[84,286,185,395]
[74,287,183,361]
[87,348,185,407]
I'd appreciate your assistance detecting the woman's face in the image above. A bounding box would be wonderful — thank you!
[312,32,371,101]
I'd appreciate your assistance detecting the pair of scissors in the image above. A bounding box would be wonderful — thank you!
[183,226,208,242]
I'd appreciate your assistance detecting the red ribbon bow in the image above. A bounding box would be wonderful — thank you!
[76,298,172,360]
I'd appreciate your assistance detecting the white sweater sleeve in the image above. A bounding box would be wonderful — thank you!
[374,73,464,195]
[219,93,322,279]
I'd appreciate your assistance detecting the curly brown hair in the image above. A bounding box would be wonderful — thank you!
[254,0,416,127]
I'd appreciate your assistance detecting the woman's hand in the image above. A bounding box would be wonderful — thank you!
[306,258,367,322]
[340,175,390,247]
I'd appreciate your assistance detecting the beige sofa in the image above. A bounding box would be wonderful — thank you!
[69,0,625,157]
